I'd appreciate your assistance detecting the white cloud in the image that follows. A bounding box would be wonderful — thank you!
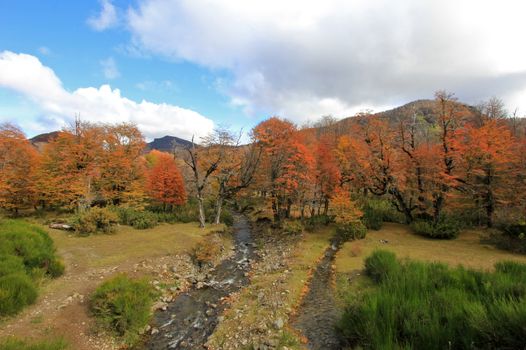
[127,0,526,120]
[0,51,214,140]
[87,0,118,31]
[100,57,120,80]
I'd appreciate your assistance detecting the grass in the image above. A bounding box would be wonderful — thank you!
[335,223,526,274]
[0,337,68,350]
[45,222,225,269]
[207,226,333,349]
[338,250,526,349]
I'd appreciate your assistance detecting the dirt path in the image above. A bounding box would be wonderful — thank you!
[292,238,343,350]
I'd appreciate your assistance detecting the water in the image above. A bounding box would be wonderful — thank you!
[142,215,255,349]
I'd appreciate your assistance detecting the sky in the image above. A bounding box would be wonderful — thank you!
[1,0,526,141]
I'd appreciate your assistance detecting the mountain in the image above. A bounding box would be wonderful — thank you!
[146,135,193,152]
[29,131,193,153]
[29,131,61,152]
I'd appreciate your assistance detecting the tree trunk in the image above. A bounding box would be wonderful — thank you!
[214,196,223,225]
[197,196,206,228]
[323,197,329,215]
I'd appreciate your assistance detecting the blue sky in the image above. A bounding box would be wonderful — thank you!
[0,0,253,139]
[1,0,525,140]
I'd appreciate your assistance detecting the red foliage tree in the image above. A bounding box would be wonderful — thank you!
[146,151,186,208]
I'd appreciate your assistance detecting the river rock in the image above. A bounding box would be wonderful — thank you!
[274,318,284,329]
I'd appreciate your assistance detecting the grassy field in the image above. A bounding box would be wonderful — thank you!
[0,220,226,350]
[46,222,227,269]
[335,222,526,274]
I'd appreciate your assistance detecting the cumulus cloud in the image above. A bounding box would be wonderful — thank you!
[127,0,526,119]
[0,51,214,140]
[87,0,118,31]
[100,57,120,80]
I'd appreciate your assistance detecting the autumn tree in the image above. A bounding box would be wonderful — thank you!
[38,120,146,211]
[146,150,186,209]
[0,123,40,213]
[253,117,315,221]
[314,135,341,215]
[96,123,146,205]
[183,128,231,227]
[211,133,261,224]
[454,119,516,227]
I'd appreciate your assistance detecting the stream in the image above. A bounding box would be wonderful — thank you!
[142,214,255,349]
[292,237,343,350]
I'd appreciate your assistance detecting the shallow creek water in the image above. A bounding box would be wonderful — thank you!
[142,215,255,349]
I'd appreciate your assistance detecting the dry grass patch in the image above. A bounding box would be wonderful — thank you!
[335,223,526,274]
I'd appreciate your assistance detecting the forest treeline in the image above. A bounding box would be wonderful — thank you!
[1,91,525,234]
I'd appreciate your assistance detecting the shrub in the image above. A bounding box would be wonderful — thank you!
[360,198,405,228]
[486,230,526,254]
[0,255,25,277]
[410,217,461,239]
[90,275,155,345]
[47,259,65,278]
[282,220,304,234]
[192,238,220,268]
[339,252,526,349]
[0,337,68,350]
[361,205,383,230]
[0,273,38,316]
[305,214,333,231]
[337,221,367,241]
[0,220,63,278]
[0,220,63,317]
[364,250,399,283]
[114,207,158,229]
[72,208,118,235]
[497,220,526,239]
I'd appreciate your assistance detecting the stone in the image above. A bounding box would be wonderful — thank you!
[274,318,284,329]
[150,327,159,335]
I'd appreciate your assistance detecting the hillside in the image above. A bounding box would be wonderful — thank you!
[29,131,193,153]
[145,135,193,152]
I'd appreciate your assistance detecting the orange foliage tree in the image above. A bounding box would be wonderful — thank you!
[253,117,315,221]
[146,150,186,209]
[38,120,145,211]
[0,123,40,213]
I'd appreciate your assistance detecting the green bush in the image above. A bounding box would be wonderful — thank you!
[47,259,65,278]
[486,230,526,254]
[305,214,333,231]
[339,251,526,349]
[0,255,25,277]
[0,337,68,350]
[364,250,399,283]
[114,208,158,229]
[0,220,63,278]
[282,220,304,234]
[497,220,526,239]
[411,217,461,239]
[360,198,405,228]
[72,208,118,235]
[90,274,155,345]
[0,273,38,316]
[0,220,63,317]
[337,221,367,241]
